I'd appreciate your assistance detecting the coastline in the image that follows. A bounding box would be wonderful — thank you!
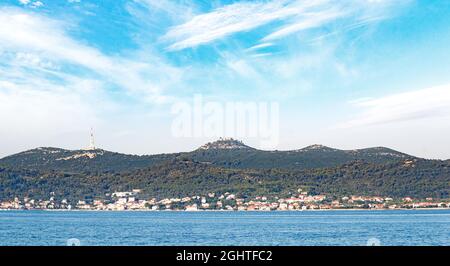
[2,207,450,212]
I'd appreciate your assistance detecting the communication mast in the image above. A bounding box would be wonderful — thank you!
[88,128,96,150]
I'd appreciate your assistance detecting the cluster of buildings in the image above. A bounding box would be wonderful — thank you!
[1,189,449,211]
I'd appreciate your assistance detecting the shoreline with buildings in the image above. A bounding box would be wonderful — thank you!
[2,207,450,212]
[1,189,449,212]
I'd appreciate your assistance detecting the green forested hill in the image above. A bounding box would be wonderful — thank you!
[1,158,448,203]
[187,145,411,170]
[0,140,413,173]
[1,140,446,203]
[0,147,177,173]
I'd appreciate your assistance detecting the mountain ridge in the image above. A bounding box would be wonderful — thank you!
[2,139,414,159]
[0,139,448,202]
[0,139,420,173]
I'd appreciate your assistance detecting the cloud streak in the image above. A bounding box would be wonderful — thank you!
[0,7,182,104]
[338,84,450,128]
[162,0,322,50]
[162,0,399,51]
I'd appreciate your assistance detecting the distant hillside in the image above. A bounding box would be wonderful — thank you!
[0,139,414,174]
[187,140,412,170]
[1,157,448,203]
[0,147,177,173]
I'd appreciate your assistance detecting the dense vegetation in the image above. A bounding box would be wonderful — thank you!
[0,147,177,173]
[0,144,411,173]
[1,140,447,203]
[1,158,449,204]
[188,146,411,170]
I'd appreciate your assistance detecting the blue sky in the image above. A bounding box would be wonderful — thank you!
[1,0,450,158]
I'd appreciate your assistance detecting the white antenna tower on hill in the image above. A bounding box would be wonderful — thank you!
[87,127,96,150]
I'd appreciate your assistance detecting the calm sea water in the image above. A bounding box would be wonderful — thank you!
[0,210,449,246]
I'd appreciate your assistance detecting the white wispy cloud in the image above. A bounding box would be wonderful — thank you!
[0,10,113,71]
[18,0,43,8]
[31,1,43,8]
[226,58,261,79]
[133,0,193,19]
[18,0,30,5]
[0,7,182,103]
[162,0,318,50]
[14,52,57,70]
[246,42,274,51]
[262,8,345,41]
[250,52,276,58]
[162,0,400,51]
[337,84,450,128]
